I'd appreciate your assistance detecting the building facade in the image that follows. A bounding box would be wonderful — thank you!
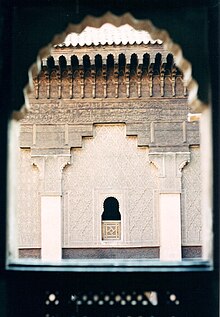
[17,24,201,261]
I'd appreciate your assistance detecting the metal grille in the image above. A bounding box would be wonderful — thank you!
[7,270,212,317]
[102,221,121,240]
[44,289,181,317]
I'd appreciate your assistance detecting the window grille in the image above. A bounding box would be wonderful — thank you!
[102,220,121,240]
[102,197,121,240]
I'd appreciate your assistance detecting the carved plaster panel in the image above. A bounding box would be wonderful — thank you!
[17,149,41,247]
[62,124,159,248]
[21,100,191,125]
[31,154,71,194]
[148,152,190,192]
[181,147,202,245]
[19,100,199,150]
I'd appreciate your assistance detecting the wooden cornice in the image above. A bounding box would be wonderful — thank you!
[34,42,187,100]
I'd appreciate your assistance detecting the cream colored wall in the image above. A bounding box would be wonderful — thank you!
[17,149,41,248]
[181,147,202,246]
[62,124,159,248]
[17,124,202,255]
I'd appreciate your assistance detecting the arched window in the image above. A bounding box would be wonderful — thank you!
[101,197,121,240]
[102,197,121,221]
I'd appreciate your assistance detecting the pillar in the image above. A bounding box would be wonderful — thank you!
[200,107,213,260]
[149,152,190,261]
[32,151,70,261]
[159,193,181,260]
[41,196,61,261]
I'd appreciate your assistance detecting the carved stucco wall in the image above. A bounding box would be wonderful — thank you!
[62,124,159,248]
[17,125,202,249]
[17,149,41,247]
[16,30,202,254]
[181,146,202,245]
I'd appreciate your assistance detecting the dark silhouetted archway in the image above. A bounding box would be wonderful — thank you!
[102,197,121,221]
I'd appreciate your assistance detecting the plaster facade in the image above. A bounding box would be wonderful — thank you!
[17,25,202,260]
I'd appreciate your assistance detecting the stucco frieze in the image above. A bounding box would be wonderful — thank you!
[21,100,190,124]
[31,152,71,194]
[19,99,199,149]
[148,152,190,192]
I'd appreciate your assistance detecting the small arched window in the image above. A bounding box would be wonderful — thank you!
[102,197,121,221]
[102,197,121,240]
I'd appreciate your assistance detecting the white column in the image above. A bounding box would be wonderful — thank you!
[149,152,190,261]
[41,196,62,261]
[32,154,70,261]
[200,107,213,260]
[159,193,181,261]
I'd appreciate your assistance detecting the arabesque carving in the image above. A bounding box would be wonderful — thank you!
[17,17,202,257]
[148,152,190,192]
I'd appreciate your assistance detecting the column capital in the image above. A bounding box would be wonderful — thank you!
[149,152,190,192]
[31,150,71,193]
